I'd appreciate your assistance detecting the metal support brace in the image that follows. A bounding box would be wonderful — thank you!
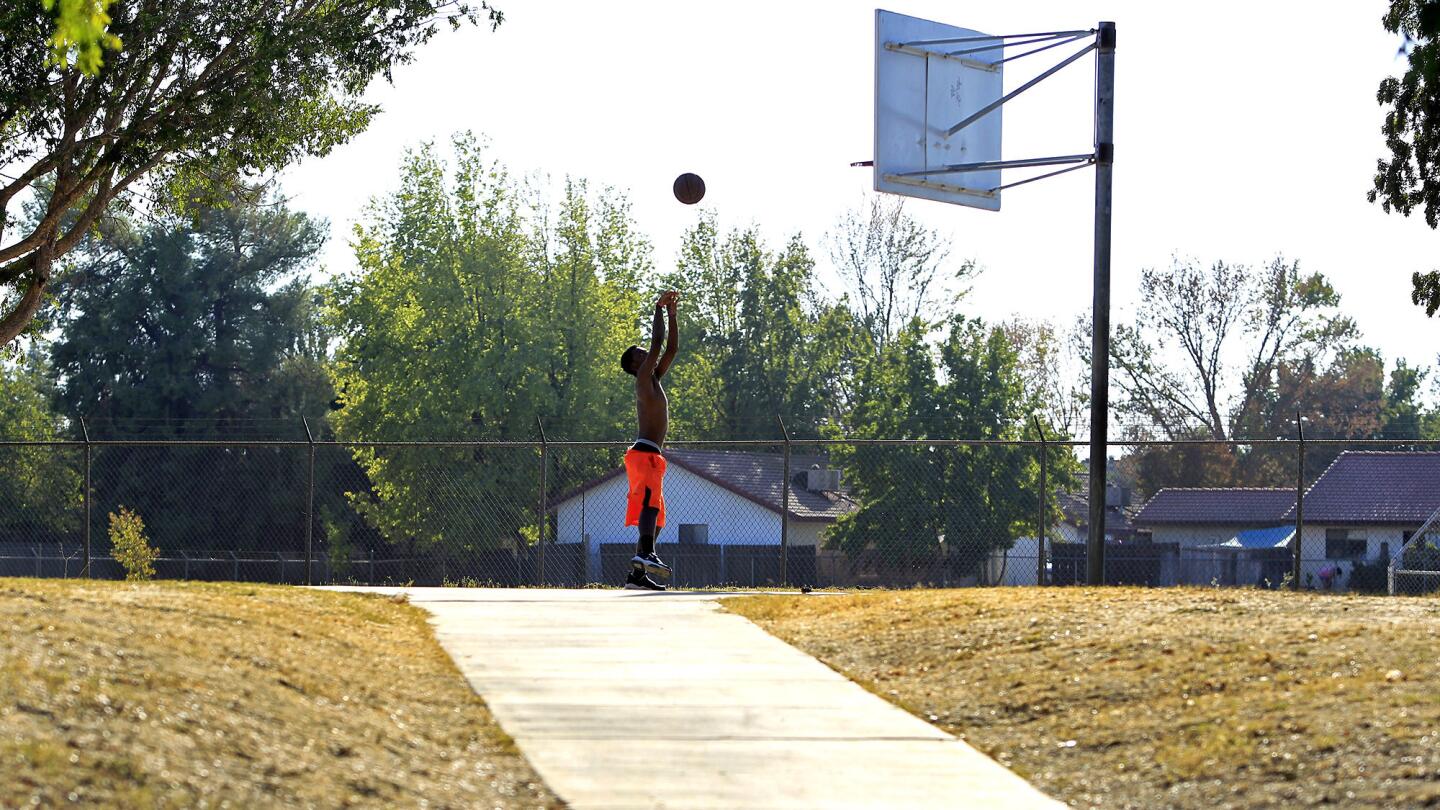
[303,416,316,586]
[537,416,548,586]
[895,153,1094,178]
[1033,415,1048,587]
[947,41,1097,136]
[778,416,791,588]
[1293,413,1305,590]
[81,416,91,578]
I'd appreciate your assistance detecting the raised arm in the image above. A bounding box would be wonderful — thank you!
[655,292,679,379]
[635,295,666,379]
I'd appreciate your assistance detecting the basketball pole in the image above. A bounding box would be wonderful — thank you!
[1086,21,1116,586]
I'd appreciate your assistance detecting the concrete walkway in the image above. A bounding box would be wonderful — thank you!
[334,588,1061,810]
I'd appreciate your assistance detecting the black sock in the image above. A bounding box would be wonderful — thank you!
[637,496,659,557]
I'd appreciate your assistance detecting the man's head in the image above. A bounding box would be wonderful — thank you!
[620,345,646,376]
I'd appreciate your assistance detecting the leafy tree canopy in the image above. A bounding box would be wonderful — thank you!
[50,185,335,553]
[0,0,503,347]
[43,0,122,74]
[327,136,650,550]
[0,347,80,541]
[1373,0,1440,315]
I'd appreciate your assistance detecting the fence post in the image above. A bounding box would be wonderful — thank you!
[303,416,316,586]
[1292,412,1305,590]
[81,416,92,579]
[1033,416,1048,587]
[537,417,548,586]
[778,416,791,588]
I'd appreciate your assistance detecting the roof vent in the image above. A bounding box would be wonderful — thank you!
[806,468,842,492]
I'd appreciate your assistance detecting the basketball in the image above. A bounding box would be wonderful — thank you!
[673,173,705,205]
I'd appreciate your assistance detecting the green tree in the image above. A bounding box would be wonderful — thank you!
[1380,359,1435,438]
[935,317,1052,575]
[0,347,80,543]
[49,186,334,553]
[0,0,503,347]
[1124,347,1426,495]
[42,0,121,74]
[1373,0,1440,315]
[827,316,1044,579]
[327,137,649,552]
[659,217,843,439]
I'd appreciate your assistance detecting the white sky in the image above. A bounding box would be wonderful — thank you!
[283,0,1440,374]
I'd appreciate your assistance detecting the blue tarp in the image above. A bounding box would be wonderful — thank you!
[1219,525,1295,549]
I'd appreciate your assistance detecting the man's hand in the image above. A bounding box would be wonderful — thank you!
[658,290,679,309]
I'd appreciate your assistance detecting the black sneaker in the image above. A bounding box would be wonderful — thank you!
[631,552,672,580]
[624,568,667,591]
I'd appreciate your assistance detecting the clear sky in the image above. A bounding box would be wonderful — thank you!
[283,0,1440,375]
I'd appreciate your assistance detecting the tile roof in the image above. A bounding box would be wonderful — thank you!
[1132,488,1294,527]
[1286,451,1440,526]
[550,449,857,522]
[1055,491,1140,535]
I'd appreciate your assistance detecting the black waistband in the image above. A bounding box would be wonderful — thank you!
[630,438,661,453]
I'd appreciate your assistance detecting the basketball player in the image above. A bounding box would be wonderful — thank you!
[618,291,679,590]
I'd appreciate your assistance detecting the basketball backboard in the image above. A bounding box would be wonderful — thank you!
[874,9,1004,211]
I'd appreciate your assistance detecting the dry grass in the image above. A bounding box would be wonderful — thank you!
[0,579,562,808]
[727,588,1440,809]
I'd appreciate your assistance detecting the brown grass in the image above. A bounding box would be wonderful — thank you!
[727,588,1440,809]
[0,579,562,808]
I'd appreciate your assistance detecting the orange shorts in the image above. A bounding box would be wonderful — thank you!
[624,448,667,528]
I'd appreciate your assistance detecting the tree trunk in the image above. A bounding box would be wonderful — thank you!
[0,247,51,347]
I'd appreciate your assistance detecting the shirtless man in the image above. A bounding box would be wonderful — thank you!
[618,290,679,591]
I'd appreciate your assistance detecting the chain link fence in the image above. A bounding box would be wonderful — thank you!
[3,431,1440,593]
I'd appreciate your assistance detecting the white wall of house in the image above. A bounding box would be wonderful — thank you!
[1052,522,1082,544]
[1296,525,1406,588]
[984,536,1041,586]
[1146,525,1254,548]
[553,465,826,548]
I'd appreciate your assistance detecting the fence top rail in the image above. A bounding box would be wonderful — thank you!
[7,436,1440,449]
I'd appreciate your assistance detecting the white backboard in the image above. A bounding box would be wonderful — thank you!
[875,9,1004,211]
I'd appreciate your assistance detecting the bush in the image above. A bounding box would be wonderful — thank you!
[1348,560,1389,594]
[109,506,158,581]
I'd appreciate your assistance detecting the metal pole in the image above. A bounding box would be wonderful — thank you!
[81,416,91,578]
[1086,21,1116,587]
[1033,416,1048,587]
[303,416,316,586]
[1293,413,1305,590]
[537,417,548,586]
[778,417,791,587]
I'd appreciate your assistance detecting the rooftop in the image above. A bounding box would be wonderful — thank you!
[1288,451,1440,526]
[1132,488,1295,527]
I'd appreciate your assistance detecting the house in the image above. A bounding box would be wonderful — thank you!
[1000,480,1143,587]
[1128,488,1295,586]
[1131,488,1295,548]
[1053,479,1145,544]
[1288,451,1440,589]
[550,449,855,584]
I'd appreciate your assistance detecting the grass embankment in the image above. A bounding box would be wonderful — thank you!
[0,579,561,808]
[728,588,1440,809]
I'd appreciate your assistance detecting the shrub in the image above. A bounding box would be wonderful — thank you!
[1348,560,1389,594]
[109,506,158,582]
